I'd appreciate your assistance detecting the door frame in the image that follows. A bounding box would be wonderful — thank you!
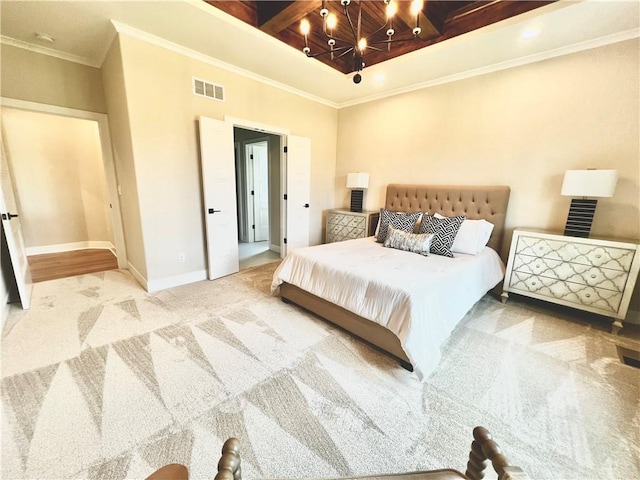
[1,133,33,310]
[0,97,127,268]
[225,116,288,257]
[242,137,269,243]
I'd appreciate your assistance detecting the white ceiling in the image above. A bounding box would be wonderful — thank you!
[1,0,638,107]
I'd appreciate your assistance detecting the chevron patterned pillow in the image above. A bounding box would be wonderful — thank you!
[418,214,465,257]
[376,209,422,243]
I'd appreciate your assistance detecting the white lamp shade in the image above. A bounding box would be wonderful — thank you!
[346,172,369,189]
[561,169,618,198]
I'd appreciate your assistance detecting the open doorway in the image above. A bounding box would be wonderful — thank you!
[1,104,126,283]
[200,115,310,281]
[233,127,280,270]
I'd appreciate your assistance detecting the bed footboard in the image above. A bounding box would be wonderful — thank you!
[280,282,413,371]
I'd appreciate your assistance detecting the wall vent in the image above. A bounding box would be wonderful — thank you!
[617,345,640,369]
[193,77,225,102]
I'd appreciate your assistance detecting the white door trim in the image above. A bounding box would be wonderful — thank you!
[1,97,128,268]
[225,116,290,136]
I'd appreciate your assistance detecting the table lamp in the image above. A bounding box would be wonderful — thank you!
[347,172,369,213]
[561,169,618,237]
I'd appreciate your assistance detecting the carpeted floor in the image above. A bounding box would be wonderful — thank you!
[1,263,638,480]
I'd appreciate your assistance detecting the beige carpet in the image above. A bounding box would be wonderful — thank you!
[1,263,638,479]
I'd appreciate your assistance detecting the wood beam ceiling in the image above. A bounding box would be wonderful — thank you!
[206,1,555,75]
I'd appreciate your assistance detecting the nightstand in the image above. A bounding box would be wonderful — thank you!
[325,209,379,243]
[502,228,640,334]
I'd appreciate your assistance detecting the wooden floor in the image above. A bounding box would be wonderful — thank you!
[28,249,118,283]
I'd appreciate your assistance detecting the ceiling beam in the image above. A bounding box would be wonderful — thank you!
[204,1,257,26]
[395,9,441,39]
[257,1,322,36]
[441,0,554,41]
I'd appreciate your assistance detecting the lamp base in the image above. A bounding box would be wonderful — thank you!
[564,198,597,237]
[350,190,364,213]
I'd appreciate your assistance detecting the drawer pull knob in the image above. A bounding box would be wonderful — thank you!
[536,265,540,268]
[591,274,596,278]
[531,282,537,286]
[585,294,591,298]
[596,254,601,258]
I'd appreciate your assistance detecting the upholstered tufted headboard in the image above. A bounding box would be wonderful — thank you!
[385,184,511,253]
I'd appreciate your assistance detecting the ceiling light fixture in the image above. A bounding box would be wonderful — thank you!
[300,0,424,84]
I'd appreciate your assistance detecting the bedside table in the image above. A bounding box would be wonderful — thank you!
[502,228,640,334]
[326,209,379,243]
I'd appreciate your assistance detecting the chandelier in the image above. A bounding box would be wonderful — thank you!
[300,0,424,84]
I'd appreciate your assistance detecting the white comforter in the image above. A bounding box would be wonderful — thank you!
[271,237,505,380]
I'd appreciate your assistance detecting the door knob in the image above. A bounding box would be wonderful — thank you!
[303,204,310,208]
[208,208,221,214]
[1,213,18,220]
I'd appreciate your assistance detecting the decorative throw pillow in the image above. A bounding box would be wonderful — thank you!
[376,209,422,243]
[434,213,494,255]
[418,214,465,257]
[384,225,433,256]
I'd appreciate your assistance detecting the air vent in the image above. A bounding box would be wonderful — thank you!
[617,345,640,369]
[193,77,224,102]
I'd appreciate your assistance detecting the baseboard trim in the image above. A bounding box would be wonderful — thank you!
[270,243,281,254]
[146,270,208,293]
[26,241,116,256]
[127,262,148,291]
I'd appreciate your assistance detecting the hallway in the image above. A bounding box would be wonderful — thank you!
[238,241,280,270]
[27,249,118,282]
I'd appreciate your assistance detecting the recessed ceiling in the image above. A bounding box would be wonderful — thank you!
[206,0,554,76]
[0,0,638,107]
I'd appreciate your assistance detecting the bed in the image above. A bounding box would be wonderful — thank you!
[271,184,511,380]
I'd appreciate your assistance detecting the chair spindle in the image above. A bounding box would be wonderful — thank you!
[214,438,242,480]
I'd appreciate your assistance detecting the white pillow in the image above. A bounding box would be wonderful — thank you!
[434,213,494,255]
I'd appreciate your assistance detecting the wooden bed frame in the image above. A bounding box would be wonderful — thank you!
[280,184,511,370]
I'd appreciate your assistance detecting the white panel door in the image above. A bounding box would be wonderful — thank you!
[285,135,311,255]
[252,142,269,242]
[199,116,239,280]
[0,140,32,309]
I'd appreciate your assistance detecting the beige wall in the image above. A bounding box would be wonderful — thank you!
[1,45,107,113]
[336,38,640,316]
[1,108,112,249]
[102,37,147,278]
[111,34,337,284]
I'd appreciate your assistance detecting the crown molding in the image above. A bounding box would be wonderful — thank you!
[338,27,640,109]
[0,35,101,68]
[3,13,636,111]
[110,20,339,109]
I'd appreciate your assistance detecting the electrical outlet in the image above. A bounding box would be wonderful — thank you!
[178,253,186,263]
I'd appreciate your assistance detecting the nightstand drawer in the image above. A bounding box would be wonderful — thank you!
[515,236,635,271]
[325,209,378,243]
[512,255,629,292]
[508,271,623,313]
[503,229,640,331]
[328,225,364,240]
[328,215,365,229]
